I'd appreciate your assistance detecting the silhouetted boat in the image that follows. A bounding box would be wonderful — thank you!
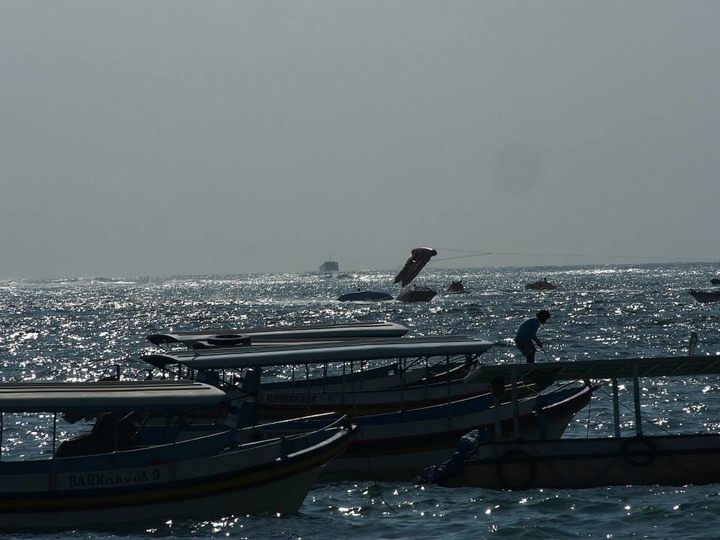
[525,278,556,290]
[147,321,409,348]
[140,337,592,479]
[396,286,437,302]
[419,355,720,489]
[0,380,354,532]
[338,290,393,302]
[690,289,720,303]
[319,260,339,272]
[446,280,468,294]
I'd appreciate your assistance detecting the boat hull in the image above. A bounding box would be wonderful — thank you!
[440,433,720,489]
[337,291,393,302]
[395,288,437,302]
[263,384,594,479]
[525,281,556,290]
[256,379,538,419]
[690,289,720,303]
[0,420,352,532]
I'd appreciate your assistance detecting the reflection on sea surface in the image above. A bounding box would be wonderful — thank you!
[1,262,719,538]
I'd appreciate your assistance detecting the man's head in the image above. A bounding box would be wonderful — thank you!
[537,309,551,323]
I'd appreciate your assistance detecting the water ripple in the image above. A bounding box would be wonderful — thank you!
[1,262,720,538]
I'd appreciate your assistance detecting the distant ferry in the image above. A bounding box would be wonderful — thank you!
[320,260,339,272]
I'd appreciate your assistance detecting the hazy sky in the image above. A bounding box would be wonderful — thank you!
[2,1,719,279]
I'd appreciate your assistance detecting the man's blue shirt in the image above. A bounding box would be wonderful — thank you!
[515,317,541,343]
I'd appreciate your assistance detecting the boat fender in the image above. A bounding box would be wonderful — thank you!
[496,449,537,490]
[207,334,252,347]
[620,437,656,467]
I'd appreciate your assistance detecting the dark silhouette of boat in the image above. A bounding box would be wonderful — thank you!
[446,280,467,294]
[396,286,437,303]
[690,289,720,303]
[338,290,393,302]
[525,278,556,290]
[320,260,339,272]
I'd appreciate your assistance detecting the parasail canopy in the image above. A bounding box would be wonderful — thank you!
[394,247,437,287]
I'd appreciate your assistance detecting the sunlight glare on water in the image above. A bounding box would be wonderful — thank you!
[0,262,719,538]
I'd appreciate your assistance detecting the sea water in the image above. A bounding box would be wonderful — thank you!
[1,262,719,539]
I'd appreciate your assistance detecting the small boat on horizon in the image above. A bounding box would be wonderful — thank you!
[319,260,339,272]
[525,278,556,290]
[446,280,468,294]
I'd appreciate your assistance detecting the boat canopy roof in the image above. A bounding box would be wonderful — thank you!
[465,355,720,384]
[0,380,229,413]
[147,321,409,346]
[142,336,495,370]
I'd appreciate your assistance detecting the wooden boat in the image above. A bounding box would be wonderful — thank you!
[420,355,720,489]
[525,278,556,290]
[139,337,591,478]
[269,381,595,478]
[337,290,394,302]
[142,336,498,418]
[395,286,437,302]
[146,334,481,395]
[133,382,593,480]
[256,356,474,394]
[147,321,409,349]
[689,289,720,303]
[0,380,354,532]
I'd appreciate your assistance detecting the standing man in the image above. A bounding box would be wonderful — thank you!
[514,309,551,363]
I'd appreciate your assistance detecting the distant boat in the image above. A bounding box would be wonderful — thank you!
[396,286,437,303]
[710,278,720,285]
[525,278,556,290]
[690,289,720,303]
[320,260,339,272]
[338,290,393,302]
[446,280,468,294]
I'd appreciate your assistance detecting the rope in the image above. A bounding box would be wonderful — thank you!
[595,385,674,436]
[433,247,710,264]
[356,426,396,513]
